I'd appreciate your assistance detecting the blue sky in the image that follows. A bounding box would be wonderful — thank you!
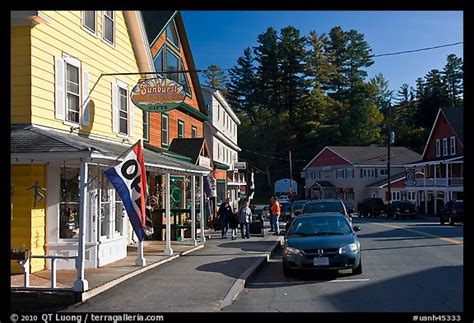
[181,11,463,95]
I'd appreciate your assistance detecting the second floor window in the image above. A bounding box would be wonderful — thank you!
[66,63,80,124]
[361,168,375,178]
[162,114,169,146]
[336,169,344,179]
[191,126,198,138]
[178,120,185,138]
[450,136,456,156]
[345,169,354,178]
[392,191,401,201]
[442,138,448,156]
[379,169,388,176]
[118,86,128,135]
[82,11,96,34]
[435,139,441,157]
[143,111,149,141]
[103,11,114,45]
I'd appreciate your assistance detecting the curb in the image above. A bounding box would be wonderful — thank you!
[218,237,282,310]
[79,243,204,303]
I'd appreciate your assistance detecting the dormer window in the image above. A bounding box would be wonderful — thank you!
[166,19,180,49]
[153,44,191,97]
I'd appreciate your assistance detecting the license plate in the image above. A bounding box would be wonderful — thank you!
[314,257,329,266]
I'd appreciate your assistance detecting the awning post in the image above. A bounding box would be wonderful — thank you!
[164,173,173,255]
[73,161,89,292]
[191,175,197,246]
[200,175,206,243]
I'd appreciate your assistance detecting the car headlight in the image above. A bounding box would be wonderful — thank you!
[283,246,301,255]
[339,242,360,254]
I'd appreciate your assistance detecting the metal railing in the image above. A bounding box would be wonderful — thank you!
[416,177,463,187]
[16,255,77,289]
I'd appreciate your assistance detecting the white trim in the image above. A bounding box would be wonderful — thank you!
[161,114,169,146]
[102,10,115,47]
[435,139,441,157]
[202,86,241,125]
[450,136,456,156]
[422,108,442,159]
[81,11,97,37]
[442,138,448,156]
[63,56,82,126]
[214,129,241,152]
[303,147,353,171]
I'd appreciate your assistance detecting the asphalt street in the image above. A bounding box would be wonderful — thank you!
[223,217,463,312]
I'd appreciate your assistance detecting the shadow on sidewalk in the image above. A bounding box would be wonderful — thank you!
[195,256,265,279]
[217,240,277,253]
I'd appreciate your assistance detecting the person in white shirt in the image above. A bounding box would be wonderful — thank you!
[238,199,253,239]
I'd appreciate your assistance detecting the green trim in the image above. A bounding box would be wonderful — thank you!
[213,160,230,170]
[216,179,226,183]
[161,112,169,148]
[178,102,208,121]
[144,143,193,163]
[149,11,179,49]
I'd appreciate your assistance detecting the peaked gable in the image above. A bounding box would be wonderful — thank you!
[304,147,352,169]
[422,108,463,161]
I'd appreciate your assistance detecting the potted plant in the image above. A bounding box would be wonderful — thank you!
[11,246,30,261]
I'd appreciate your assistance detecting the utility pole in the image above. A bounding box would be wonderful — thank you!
[387,103,392,206]
[289,150,293,195]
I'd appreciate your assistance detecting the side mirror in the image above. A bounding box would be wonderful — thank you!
[353,225,361,232]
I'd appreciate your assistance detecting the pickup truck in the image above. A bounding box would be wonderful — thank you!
[357,198,386,217]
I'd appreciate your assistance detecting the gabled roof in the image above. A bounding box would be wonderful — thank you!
[168,138,206,164]
[421,106,464,159]
[141,11,208,117]
[326,146,421,166]
[441,106,463,142]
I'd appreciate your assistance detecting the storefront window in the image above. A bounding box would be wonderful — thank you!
[170,176,184,209]
[115,190,124,235]
[59,167,80,239]
[217,180,226,205]
[100,173,112,238]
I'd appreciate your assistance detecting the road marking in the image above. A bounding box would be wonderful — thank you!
[329,278,370,283]
[371,222,463,246]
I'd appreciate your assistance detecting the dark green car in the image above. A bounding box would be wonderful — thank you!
[282,213,362,277]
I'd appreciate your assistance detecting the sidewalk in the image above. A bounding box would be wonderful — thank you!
[65,224,282,312]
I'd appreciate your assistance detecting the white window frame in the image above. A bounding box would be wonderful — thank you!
[102,11,115,47]
[346,169,354,178]
[392,191,401,201]
[178,120,185,139]
[143,111,149,141]
[336,169,343,179]
[407,191,416,201]
[166,19,180,50]
[435,139,441,157]
[64,56,81,126]
[362,168,375,178]
[379,169,388,176]
[450,136,456,156]
[217,142,221,159]
[191,126,198,138]
[82,11,97,36]
[117,82,129,136]
[442,138,448,156]
[161,114,169,146]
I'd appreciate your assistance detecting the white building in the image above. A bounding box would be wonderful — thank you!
[202,86,246,210]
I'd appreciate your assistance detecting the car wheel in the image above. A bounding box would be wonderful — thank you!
[449,216,455,226]
[440,218,445,225]
[353,259,362,275]
[283,261,294,277]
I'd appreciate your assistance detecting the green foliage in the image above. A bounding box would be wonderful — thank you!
[202,65,228,95]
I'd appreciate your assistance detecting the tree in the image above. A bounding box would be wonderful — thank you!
[326,26,348,96]
[202,65,228,94]
[396,83,411,105]
[442,54,463,107]
[369,73,393,110]
[305,31,333,90]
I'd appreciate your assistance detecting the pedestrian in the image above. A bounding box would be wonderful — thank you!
[238,199,252,239]
[268,199,274,232]
[217,198,233,239]
[228,208,239,240]
[270,196,281,235]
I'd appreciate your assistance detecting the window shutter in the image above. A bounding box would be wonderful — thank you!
[55,57,65,120]
[360,169,363,178]
[112,82,119,133]
[129,87,134,137]
[82,70,90,126]
[375,169,378,177]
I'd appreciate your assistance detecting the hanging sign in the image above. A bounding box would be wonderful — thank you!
[131,78,186,113]
[405,168,417,187]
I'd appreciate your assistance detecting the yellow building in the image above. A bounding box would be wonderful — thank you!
[11,11,154,274]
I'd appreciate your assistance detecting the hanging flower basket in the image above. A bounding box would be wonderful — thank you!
[11,248,30,261]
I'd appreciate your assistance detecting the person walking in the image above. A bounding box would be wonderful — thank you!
[217,198,233,239]
[270,196,281,235]
[229,207,239,240]
[238,199,252,239]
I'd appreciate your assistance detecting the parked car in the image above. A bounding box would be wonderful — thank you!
[282,213,362,277]
[279,201,293,222]
[386,201,417,219]
[292,200,307,216]
[439,200,464,225]
[357,198,386,217]
[301,200,353,224]
[278,195,291,203]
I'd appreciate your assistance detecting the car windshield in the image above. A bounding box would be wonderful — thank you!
[293,201,306,210]
[289,216,352,236]
[303,202,343,214]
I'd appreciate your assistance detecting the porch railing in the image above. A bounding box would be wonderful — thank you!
[15,255,77,290]
[416,177,463,187]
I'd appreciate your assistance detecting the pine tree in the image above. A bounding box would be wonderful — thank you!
[326,26,348,96]
[442,54,463,107]
[202,65,228,94]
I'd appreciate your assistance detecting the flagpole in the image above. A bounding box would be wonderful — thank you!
[86,140,141,187]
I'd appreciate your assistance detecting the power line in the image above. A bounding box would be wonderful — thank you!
[372,42,463,58]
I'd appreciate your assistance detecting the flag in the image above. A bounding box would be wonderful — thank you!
[248,171,255,201]
[104,141,148,241]
[203,171,217,198]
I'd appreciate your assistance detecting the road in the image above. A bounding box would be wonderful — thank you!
[223,217,463,312]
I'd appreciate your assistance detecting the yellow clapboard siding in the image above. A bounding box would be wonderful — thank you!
[11,165,47,273]
[11,25,31,125]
